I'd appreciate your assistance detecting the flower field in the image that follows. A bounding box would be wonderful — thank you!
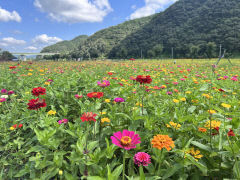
[0,59,240,179]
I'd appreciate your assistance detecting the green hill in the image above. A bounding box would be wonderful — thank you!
[43,0,240,59]
[70,15,154,59]
[41,35,88,53]
[109,0,240,58]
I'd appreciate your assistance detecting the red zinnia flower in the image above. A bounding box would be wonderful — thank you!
[87,92,104,98]
[18,124,23,128]
[136,75,152,84]
[9,66,17,69]
[13,124,17,128]
[212,127,219,136]
[227,129,235,136]
[27,98,46,110]
[81,112,97,122]
[31,87,46,96]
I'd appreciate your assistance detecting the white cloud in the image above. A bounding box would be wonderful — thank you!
[32,34,62,44]
[0,7,21,22]
[25,46,38,50]
[34,0,113,23]
[130,0,177,20]
[0,37,26,47]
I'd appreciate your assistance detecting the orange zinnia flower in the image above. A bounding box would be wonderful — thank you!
[198,127,207,133]
[151,135,175,151]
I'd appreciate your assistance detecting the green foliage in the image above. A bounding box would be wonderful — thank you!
[41,35,88,53]
[0,60,239,179]
[0,51,15,61]
[109,0,240,58]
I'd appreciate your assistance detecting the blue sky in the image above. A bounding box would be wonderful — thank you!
[0,0,177,52]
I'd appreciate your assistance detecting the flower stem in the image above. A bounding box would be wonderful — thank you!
[209,114,212,149]
[139,165,145,180]
[122,150,126,180]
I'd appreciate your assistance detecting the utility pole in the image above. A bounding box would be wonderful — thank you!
[219,44,222,58]
[141,48,143,59]
[171,47,174,59]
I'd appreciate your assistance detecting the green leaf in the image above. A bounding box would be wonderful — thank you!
[191,141,211,152]
[188,106,196,113]
[199,84,208,92]
[14,168,29,177]
[88,176,105,180]
[185,154,207,175]
[162,163,183,179]
[112,164,123,179]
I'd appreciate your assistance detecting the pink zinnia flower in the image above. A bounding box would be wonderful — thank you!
[97,80,110,87]
[231,77,238,81]
[134,152,151,166]
[111,129,141,150]
[166,91,172,95]
[173,82,179,85]
[75,94,83,99]
[180,78,185,81]
[0,98,6,102]
[58,119,68,124]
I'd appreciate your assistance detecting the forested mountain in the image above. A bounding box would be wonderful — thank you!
[41,35,88,53]
[109,0,240,58]
[42,0,240,59]
[70,15,154,59]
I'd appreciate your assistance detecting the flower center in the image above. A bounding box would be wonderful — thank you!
[120,136,132,146]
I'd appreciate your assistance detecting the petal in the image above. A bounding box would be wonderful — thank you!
[113,131,122,140]
[111,136,123,148]
[122,129,130,136]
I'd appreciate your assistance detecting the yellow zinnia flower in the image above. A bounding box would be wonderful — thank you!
[180,98,186,102]
[221,103,231,108]
[101,118,110,123]
[48,110,56,115]
[105,99,110,103]
[204,120,221,129]
[173,99,179,103]
[166,121,181,130]
[185,147,203,161]
[208,110,216,114]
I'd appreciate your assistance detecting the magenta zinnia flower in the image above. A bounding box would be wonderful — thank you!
[58,119,68,124]
[134,152,151,166]
[0,98,6,102]
[97,80,110,87]
[114,97,125,102]
[7,90,15,95]
[111,129,141,150]
[1,89,7,94]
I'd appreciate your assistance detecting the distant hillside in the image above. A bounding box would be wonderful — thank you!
[41,35,88,53]
[70,15,154,59]
[109,0,240,58]
[43,0,240,59]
